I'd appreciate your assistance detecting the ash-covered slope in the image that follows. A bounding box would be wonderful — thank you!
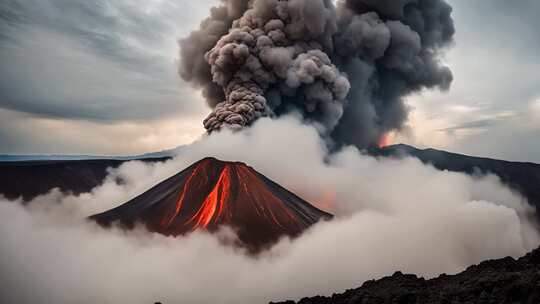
[273,247,540,304]
[91,157,332,250]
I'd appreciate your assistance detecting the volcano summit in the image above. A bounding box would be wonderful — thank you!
[91,157,332,250]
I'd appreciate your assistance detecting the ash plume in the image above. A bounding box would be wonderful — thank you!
[179,0,454,147]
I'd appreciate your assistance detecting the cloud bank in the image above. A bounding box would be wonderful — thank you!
[1,116,538,304]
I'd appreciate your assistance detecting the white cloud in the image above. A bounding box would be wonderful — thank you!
[1,116,537,304]
[0,108,206,155]
[0,0,217,154]
[530,99,540,124]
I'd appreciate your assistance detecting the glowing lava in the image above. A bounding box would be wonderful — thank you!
[187,165,232,229]
[378,133,392,148]
[91,157,332,250]
[161,163,201,227]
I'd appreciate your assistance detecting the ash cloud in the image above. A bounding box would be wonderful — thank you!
[1,116,538,304]
[179,0,454,147]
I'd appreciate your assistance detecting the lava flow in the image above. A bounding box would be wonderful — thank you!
[186,165,232,229]
[91,158,332,251]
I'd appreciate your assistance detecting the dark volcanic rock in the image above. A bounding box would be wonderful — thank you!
[91,157,332,251]
[272,248,540,304]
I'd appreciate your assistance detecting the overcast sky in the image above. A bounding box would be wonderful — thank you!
[0,0,539,162]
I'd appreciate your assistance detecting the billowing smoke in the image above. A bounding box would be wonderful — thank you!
[179,0,454,147]
[1,116,538,304]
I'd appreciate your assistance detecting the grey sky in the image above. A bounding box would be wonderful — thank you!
[0,0,538,162]
[399,0,540,162]
[0,0,210,121]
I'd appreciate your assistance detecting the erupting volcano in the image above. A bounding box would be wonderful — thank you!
[91,158,332,250]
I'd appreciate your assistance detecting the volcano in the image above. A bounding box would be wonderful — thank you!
[90,157,332,250]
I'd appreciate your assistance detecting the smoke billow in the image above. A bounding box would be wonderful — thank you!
[179,0,454,147]
[1,116,538,304]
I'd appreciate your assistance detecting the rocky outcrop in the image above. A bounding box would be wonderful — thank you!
[273,248,540,304]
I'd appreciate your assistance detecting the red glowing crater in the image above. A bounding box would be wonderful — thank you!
[91,158,332,250]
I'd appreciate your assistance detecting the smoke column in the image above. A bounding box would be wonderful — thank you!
[179,0,454,147]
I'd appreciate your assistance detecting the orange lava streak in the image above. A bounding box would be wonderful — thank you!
[237,166,300,228]
[161,163,201,227]
[187,165,232,229]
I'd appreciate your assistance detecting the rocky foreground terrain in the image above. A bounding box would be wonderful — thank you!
[272,247,540,304]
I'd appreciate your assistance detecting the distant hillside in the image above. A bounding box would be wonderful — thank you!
[0,147,180,201]
[370,144,540,220]
[0,158,169,201]
[0,146,180,162]
[1,144,539,213]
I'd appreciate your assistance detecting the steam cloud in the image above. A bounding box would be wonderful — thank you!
[1,116,538,304]
[180,0,454,147]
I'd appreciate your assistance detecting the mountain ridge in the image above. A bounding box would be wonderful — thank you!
[380,144,540,166]
[1,144,539,215]
[0,146,181,162]
[0,157,170,201]
[370,144,540,221]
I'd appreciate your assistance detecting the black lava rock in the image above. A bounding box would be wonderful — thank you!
[271,247,540,304]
